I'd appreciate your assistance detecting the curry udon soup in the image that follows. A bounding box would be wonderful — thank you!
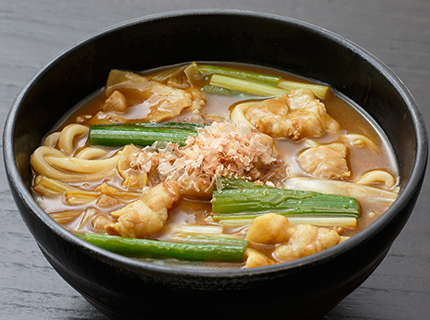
[30,62,399,269]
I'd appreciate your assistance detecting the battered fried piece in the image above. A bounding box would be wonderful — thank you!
[96,194,120,208]
[105,182,180,238]
[245,213,342,266]
[246,213,292,244]
[92,215,116,233]
[296,142,350,180]
[241,89,340,140]
[275,224,340,260]
[245,249,276,269]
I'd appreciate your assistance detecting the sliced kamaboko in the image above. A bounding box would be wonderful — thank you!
[230,89,340,140]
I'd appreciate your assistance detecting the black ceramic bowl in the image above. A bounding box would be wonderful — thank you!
[4,10,428,320]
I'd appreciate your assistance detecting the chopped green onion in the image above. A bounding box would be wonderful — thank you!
[202,85,242,96]
[216,176,262,190]
[184,61,201,82]
[278,79,330,98]
[199,64,330,98]
[77,232,247,262]
[218,216,357,228]
[210,74,289,97]
[212,177,359,220]
[199,65,280,86]
[150,65,187,82]
[283,177,398,207]
[89,122,203,147]
[287,216,357,227]
[172,234,248,246]
[171,224,224,235]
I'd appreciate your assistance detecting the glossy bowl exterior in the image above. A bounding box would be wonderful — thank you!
[4,10,428,320]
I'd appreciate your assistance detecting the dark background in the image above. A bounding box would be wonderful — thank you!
[1,1,429,319]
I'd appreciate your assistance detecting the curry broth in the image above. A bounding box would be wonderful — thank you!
[32,62,399,268]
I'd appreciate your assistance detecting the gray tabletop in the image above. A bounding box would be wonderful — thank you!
[1,1,429,319]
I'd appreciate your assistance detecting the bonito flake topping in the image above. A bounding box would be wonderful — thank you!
[135,121,279,196]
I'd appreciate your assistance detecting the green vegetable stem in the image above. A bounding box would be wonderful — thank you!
[89,122,203,147]
[212,177,359,221]
[76,232,248,262]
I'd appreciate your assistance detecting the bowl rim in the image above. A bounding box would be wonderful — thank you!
[3,9,428,278]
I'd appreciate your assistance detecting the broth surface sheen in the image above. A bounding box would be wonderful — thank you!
[30,62,399,269]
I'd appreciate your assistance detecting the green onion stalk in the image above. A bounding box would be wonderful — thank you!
[89,122,203,147]
[212,177,359,224]
[75,232,247,262]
